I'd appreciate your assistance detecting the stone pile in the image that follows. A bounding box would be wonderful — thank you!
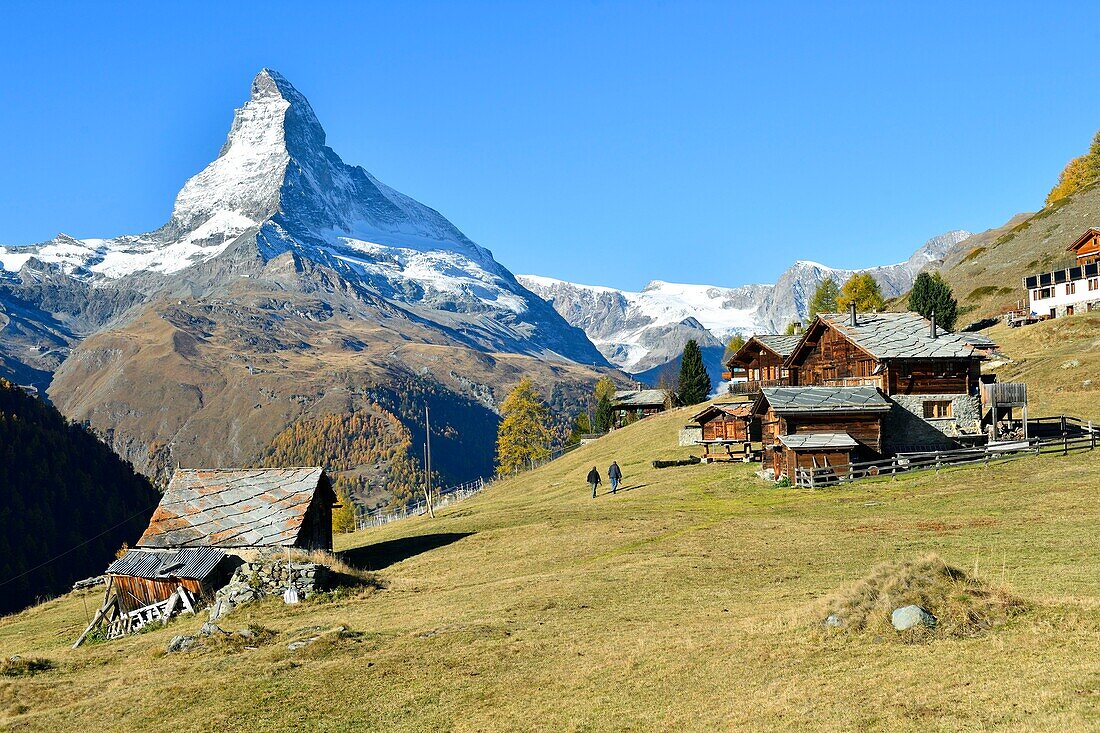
[209,559,333,621]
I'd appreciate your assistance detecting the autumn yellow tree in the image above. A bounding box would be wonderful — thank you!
[496,377,553,475]
[594,376,617,403]
[331,484,357,534]
[837,273,886,312]
[1046,130,1100,206]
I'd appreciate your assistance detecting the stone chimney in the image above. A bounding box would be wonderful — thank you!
[930,310,938,339]
[849,301,858,327]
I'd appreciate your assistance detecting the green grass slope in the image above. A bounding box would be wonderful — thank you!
[2,403,1099,731]
[984,311,1100,421]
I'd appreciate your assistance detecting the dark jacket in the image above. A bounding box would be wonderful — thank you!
[586,467,601,485]
[608,463,622,480]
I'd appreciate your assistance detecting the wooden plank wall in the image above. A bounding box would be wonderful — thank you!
[791,328,880,388]
[784,414,883,454]
[886,359,980,395]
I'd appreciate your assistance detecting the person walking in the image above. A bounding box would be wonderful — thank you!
[608,461,623,493]
[587,466,601,498]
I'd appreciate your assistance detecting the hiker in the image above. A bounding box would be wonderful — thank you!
[608,461,622,493]
[587,466,601,498]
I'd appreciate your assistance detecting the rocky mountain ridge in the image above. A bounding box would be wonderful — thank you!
[519,229,971,378]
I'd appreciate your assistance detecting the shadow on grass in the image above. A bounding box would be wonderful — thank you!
[607,484,649,495]
[337,532,474,571]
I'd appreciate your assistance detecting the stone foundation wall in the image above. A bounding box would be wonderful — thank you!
[209,559,335,620]
[883,394,982,454]
[678,427,702,447]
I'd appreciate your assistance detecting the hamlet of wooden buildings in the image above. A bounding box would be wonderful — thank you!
[75,467,337,645]
[694,304,1028,479]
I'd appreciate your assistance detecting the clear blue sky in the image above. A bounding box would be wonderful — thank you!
[3,2,1100,290]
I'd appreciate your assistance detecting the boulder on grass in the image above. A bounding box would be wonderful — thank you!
[891,605,936,631]
[167,635,197,653]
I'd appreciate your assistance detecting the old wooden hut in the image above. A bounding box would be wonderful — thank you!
[724,334,802,395]
[106,547,237,614]
[753,386,891,479]
[612,389,674,428]
[692,402,756,461]
[75,467,337,646]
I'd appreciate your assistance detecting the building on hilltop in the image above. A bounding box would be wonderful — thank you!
[612,389,675,428]
[723,334,802,396]
[1024,228,1100,318]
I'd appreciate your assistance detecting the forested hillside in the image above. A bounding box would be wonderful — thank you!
[0,380,158,616]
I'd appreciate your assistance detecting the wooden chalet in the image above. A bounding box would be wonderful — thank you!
[782,306,1023,451]
[75,467,337,646]
[753,386,891,479]
[692,402,757,461]
[724,334,802,395]
[785,306,984,395]
[612,389,674,428]
[1024,228,1100,318]
[1068,228,1100,267]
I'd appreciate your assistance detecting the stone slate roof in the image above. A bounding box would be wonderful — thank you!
[691,402,753,422]
[138,467,333,549]
[613,389,670,407]
[760,386,891,414]
[815,312,981,360]
[107,547,230,580]
[754,334,804,358]
[778,432,859,450]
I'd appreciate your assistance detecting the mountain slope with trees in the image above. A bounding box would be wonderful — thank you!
[0,380,158,616]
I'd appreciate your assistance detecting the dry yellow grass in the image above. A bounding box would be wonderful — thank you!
[1,403,1099,731]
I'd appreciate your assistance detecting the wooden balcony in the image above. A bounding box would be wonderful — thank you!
[981,381,1028,406]
[728,378,786,395]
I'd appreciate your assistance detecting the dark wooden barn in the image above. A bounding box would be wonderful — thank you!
[724,334,802,395]
[692,402,757,461]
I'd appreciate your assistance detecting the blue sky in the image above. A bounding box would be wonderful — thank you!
[3,2,1100,290]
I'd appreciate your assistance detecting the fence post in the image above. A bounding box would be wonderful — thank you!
[1091,421,1095,451]
[1064,433,1069,456]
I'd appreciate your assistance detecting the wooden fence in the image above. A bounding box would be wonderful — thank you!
[793,427,1098,488]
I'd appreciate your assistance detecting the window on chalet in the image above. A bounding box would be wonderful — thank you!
[923,400,953,419]
[1089,277,1099,291]
[1066,282,1076,295]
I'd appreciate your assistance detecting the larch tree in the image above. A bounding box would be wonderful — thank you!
[722,334,746,363]
[837,273,886,312]
[566,410,592,446]
[808,276,841,320]
[908,271,959,331]
[677,339,711,406]
[495,377,553,475]
[1047,129,1100,206]
[594,376,617,403]
[331,484,357,534]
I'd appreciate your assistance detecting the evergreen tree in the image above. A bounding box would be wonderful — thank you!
[677,339,711,405]
[495,377,553,475]
[837,273,886,312]
[594,393,614,434]
[808,276,841,320]
[908,271,959,331]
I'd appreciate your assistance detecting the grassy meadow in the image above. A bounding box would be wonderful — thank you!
[1,399,1099,731]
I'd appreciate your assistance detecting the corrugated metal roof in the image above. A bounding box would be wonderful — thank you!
[107,547,229,580]
[760,386,891,414]
[613,389,671,407]
[779,432,859,450]
[137,467,331,549]
[816,312,981,360]
[754,334,803,358]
